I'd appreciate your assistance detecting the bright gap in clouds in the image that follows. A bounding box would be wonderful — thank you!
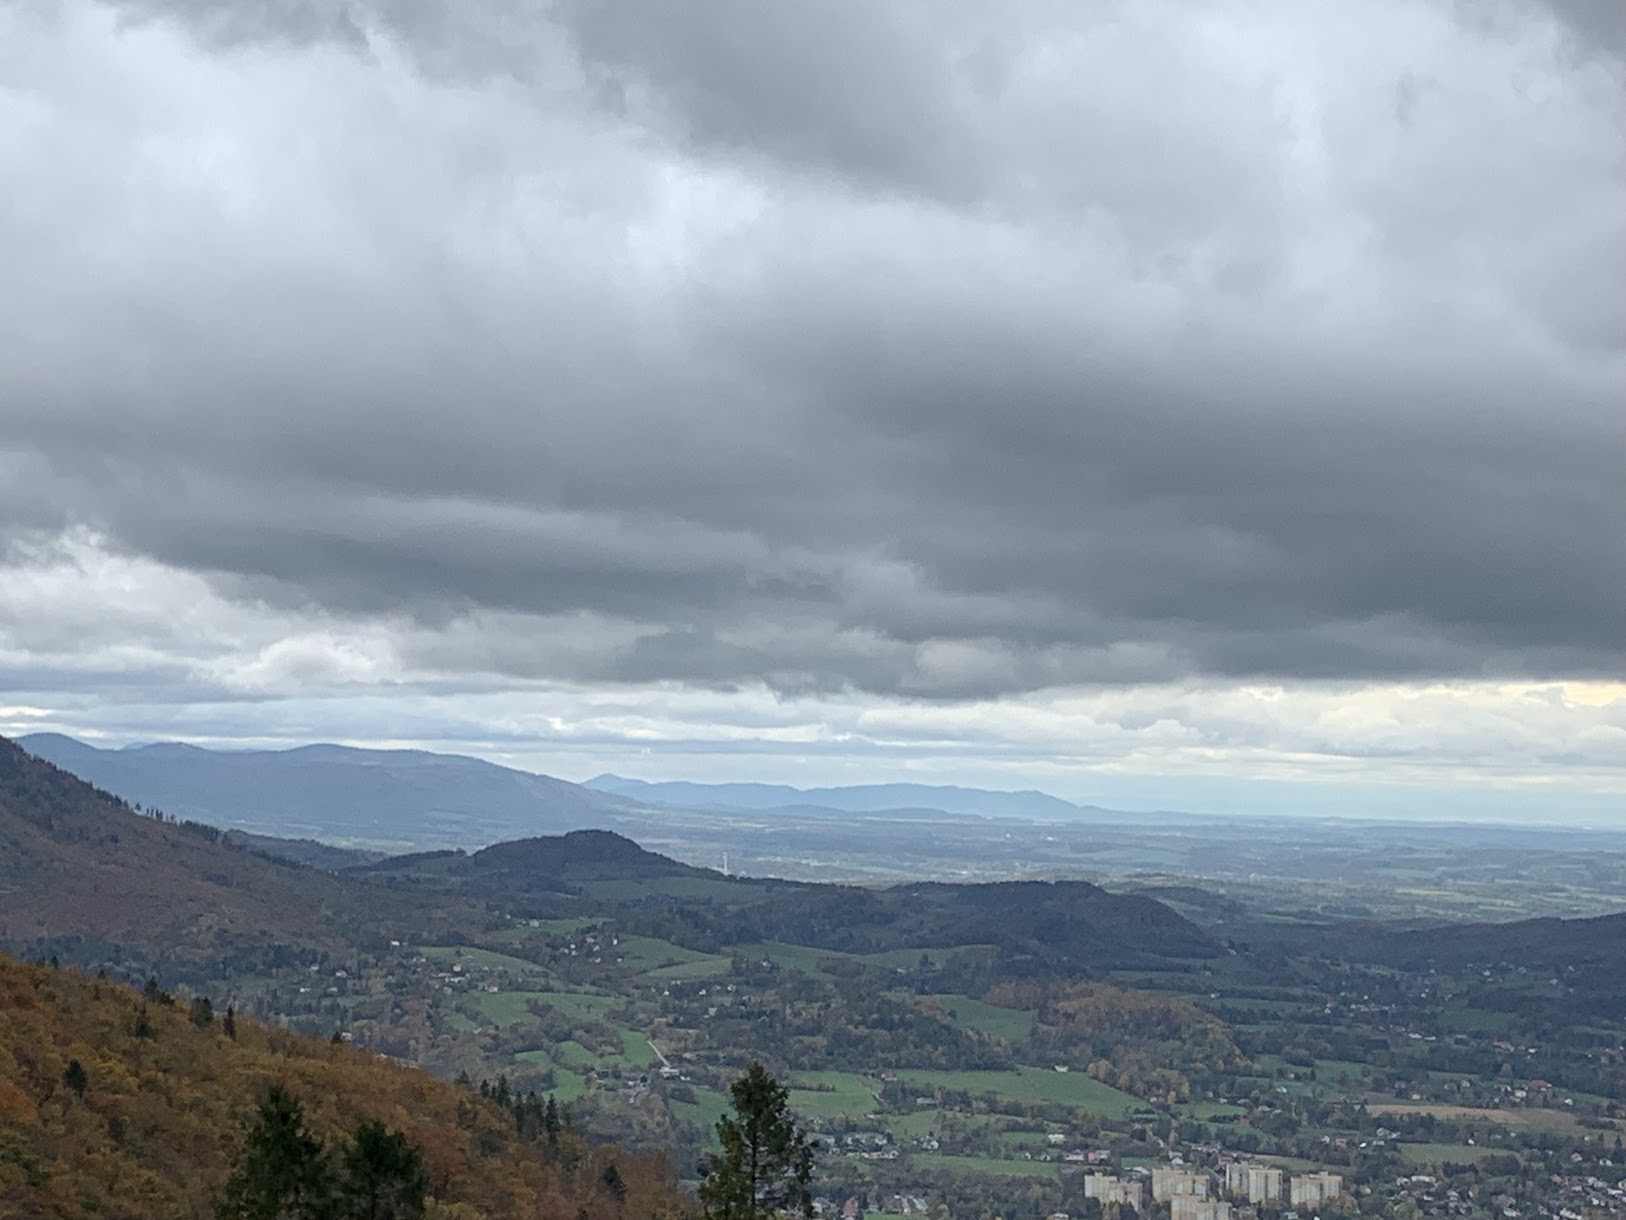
[1,531,1622,826]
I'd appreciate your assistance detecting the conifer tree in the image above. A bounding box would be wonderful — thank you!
[62,1058,88,1099]
[700,1063,814,1220]
[338,1119,427,1220]
[543,1096,562,1149]
[600,1162,627,1203]
[217,1085,335,1220]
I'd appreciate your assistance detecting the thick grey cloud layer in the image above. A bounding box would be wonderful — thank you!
[1,0,1622,699]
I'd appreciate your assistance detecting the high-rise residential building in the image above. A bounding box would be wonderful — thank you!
[1223,1162,1283,1203]
[1289,1172,1344,1206]
[1151,1169,1211,1201]
[1081,1176,1143,1209]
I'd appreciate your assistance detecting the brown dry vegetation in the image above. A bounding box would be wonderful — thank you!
[0,954,694,1219]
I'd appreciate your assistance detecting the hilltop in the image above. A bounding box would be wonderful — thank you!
[0,954,687,1219]
[351,827,726,914]
[359,837,1218,971]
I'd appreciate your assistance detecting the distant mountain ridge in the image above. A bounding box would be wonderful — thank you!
[586,773,1089,819]
[1,733,1213,978]
[17,735,1113,858]
[17,733,632,849]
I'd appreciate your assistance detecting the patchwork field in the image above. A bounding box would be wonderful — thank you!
[894,1068,1142,1116]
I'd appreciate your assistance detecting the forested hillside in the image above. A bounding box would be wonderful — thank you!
[0,737,485,979]
[0,954,689,1219]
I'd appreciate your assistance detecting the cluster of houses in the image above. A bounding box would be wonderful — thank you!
[1075,1164,1344,1217]
[812,1195,929,1218]
[839,1131,902,1161]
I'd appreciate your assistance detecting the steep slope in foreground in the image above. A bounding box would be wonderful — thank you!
[0,736,483,975]
[19,733,631,847]
[0,955,688,1220]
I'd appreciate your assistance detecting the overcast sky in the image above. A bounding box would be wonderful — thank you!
[2,0,1622,822]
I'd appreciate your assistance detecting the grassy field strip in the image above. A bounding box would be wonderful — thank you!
[421,945,551,975]
[894,1068,1142,1117]
[511,1051,590,1102]
[911,1153,1059,1179]
[465,987,631,1031]
[1184,1102,1248,1118]
[737,941,846,973]
[508,990,618,1021]
[617,1028,657,1066]
[926,993,1035,1043]
[552,1040,599,1066]
[1401,1143,1494,1165]
[614,935,724,968]
[788,1070,882,1119]
[473,990,558,1027]
[886,1110,949,1138]
[1365,1102,1578,1131]
[672,1090,732,1136]
[644,957,734,981]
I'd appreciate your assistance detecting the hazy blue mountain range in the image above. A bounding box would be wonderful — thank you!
[585,774,1089,819]
[1,732,1217,976]
[16,733,632,850]
[15,735,1115,855]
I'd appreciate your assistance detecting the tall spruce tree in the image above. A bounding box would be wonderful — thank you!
[338,1119,427,1220]
[62,1058,88,1099]
[216,1085,335,1220]
[700,1063,814,1220]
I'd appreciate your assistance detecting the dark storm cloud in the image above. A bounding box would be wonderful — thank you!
[556,0,986,200]
[1537,0,1626,59]
[0,0,1622,698]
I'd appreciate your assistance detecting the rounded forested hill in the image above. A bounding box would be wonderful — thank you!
[468,829,708,879]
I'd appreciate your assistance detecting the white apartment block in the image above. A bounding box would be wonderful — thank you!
[1289,1172,1344,1206]
[1081,1176,1144,1210]
[1151,1169,1211,1201]
[1223,1162,1283,1203]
